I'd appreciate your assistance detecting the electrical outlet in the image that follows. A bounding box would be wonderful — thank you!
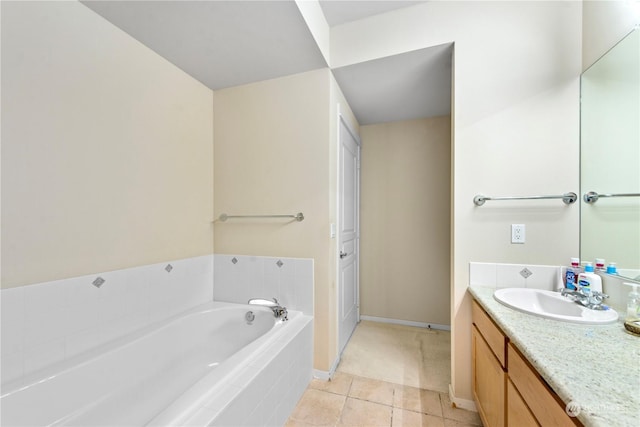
[511,224,525,244]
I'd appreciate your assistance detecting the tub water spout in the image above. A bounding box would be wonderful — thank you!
[248,298,288,321]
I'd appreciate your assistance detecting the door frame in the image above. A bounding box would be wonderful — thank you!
[336,105,361,360]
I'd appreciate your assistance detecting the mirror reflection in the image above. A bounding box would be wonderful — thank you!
[581,28,640,281]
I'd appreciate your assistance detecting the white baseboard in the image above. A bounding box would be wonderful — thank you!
[360,315,451,331]
[312,369,331,381]
[313,355,341,381]
[448,384,477,412]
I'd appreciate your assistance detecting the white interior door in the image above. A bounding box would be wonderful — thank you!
[338,114,360,355]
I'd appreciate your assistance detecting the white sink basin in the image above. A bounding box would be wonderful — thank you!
[493,288,618,324]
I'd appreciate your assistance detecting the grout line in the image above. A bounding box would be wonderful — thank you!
[389,386,396,426]
[345,375,354,397]
[333,376,352,427]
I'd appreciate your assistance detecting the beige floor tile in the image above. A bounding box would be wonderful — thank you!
[348,376,395,406]
[310,372,354,396]
[338,397,392,427]
[392,408,446,427]
[287,322,480,427]
[337,321,451,392]
[289,388,346,426]
[443,419,481,427]
[393,385,443,417]
[285,418,332,427]
[439,394,482,426]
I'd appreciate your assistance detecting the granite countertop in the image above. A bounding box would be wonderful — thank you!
[468,285,640,427]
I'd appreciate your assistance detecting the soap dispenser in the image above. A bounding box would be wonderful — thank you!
[578,262,602,292]
[623,283,640,320]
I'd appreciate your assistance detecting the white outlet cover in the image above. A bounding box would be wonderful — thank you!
[511,224,525,244]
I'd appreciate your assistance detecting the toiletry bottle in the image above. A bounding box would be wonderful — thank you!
[606,262,618,275]
[578,262,603,293]
[595,258,606,271]
[623,283,640,320]
[564,258,580,290]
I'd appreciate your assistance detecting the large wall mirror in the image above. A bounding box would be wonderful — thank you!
[581,28,640,281]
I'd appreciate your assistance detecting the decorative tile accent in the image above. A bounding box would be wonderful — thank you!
[232,257,238,264]
[520,268,533,279]
[276,260,284,268]
[92,277,105,288]
[165,264,173,273]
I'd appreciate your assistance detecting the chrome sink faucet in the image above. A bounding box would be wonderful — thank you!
[248,297,288,321]
[561,287,609,310]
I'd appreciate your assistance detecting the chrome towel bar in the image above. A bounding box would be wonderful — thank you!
[583,191,640,204]
[473,192,577,206]
[218,212,304,222]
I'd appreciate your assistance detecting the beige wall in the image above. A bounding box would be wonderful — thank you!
[1,1,214,288]
[582,0,640,71]
[213,69,336,370]
[332,1,582,403]
[213,70,359,373]
[360,117,451,325]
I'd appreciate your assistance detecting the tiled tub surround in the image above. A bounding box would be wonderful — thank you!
[1,255,214,386]
[1,253,314,425]
[468,286,639,427]
[214,255,314,316]
[1,301,313,426]
[1,253,313,387]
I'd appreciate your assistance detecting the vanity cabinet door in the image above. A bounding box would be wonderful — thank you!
[508,343,580,426]
[472,326,506,427]
[507,378,539,427]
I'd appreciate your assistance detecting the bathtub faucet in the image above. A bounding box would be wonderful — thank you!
[248,298,288,321]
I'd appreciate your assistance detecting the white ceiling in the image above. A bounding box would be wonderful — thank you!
[332,44,452,125]
[318,1,427,27]
[80,0,450,125]
[82,1,327,90]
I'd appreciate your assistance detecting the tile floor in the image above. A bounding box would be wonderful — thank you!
[285,372,482,427]
[336,321,451,392]
[286,322,482,427]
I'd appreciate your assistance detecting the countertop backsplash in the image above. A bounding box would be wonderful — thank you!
[469,261,629,311]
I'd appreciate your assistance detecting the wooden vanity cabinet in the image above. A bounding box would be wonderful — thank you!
[472,301,507,427]
[472,300,582,427]
[507,378,539,427]
[508,343,580,427]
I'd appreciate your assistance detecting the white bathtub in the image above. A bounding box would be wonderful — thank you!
[0,301,313,426]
